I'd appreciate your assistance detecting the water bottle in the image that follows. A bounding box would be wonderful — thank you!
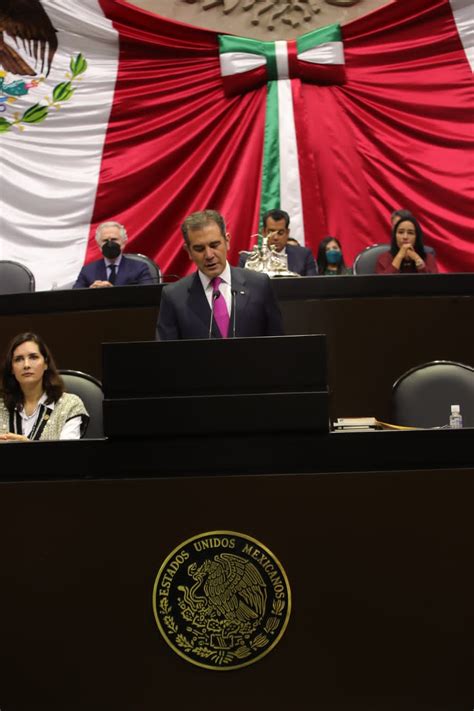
[449,404,463,429]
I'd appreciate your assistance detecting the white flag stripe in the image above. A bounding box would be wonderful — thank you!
[219,52,266,76]
[449,0,474,71]
[0,0,119,291]
[275,41,290,80]
[298,41,345,66]
[277,78,306,247]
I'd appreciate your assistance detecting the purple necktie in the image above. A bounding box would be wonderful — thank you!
[210,276,230,338]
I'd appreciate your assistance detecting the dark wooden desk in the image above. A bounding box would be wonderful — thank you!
[0,430,472,711]
[1,274,474,421]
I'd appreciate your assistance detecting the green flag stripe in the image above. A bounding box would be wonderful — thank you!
[296,24,341,55]
[260,81,280,222]
[218,35,278,80]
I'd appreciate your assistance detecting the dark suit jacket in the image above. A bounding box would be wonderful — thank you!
[73,255,152,289]
[238,244,317,276]
[156,267,284,340]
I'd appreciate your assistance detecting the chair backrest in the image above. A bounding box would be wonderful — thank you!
[0,260,35,294]
[392,360,474,428]
[352,244,390,275]
[59,370,104,438]
[124,253,161,284]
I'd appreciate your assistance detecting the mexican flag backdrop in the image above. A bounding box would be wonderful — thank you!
[0,0,472,289]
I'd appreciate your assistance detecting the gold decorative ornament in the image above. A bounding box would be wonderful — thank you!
[184,0,360,30]
[152,530,291,670]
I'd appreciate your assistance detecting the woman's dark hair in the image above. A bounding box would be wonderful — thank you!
[390,216,426,258]
[1,332,64,412]
[317,236,346,274]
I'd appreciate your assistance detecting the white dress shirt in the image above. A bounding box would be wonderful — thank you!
[198,262,232,315]
[18,393,82,440]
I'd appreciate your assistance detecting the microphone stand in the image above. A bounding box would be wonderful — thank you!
[231,289,237,337]
[209,290,219,338]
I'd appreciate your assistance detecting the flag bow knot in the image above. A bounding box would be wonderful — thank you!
[219,24,345,96]
[218,24,346,251]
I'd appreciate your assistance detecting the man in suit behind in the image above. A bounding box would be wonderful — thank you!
[239,209,317,276]
[73,221,152,289]
[156,210,284,340]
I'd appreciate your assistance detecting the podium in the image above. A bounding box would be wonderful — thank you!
[102,334,328,437]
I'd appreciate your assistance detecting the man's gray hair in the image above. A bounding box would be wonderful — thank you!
[181,210,226,245]
[95,221,128,244]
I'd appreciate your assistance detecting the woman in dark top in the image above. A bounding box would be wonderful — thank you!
[376,216,438,274]
[316,236,352,275]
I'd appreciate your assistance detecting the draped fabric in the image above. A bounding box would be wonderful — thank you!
[92,0,474,275]
[315,0,474,273]
[91,0,266,280]
[0,0,472,289]
[0,0,119,291]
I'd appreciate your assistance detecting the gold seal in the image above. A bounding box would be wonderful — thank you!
[152,531,291,670]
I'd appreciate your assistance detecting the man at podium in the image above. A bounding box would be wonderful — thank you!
[156,210,284,340]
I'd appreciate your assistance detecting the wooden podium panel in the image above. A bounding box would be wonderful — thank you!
[102,336,329,437]
[0,466,471,711]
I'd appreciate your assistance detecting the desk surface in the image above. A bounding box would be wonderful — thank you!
[2,272,474,315]
[0,427,472,483]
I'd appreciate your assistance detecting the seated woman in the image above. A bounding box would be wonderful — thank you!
[376,216,438,274]
[0,332,89,441]
[317,236,352,275]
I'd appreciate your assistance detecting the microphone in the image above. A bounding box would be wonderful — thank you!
[231,289,237,337]
[209,290,220,338]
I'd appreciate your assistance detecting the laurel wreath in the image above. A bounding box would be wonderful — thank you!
[171,619,272,664]
[0,53,87,133]
[158,580,287,666]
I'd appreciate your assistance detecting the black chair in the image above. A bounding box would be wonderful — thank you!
[392,360,474,428]
[0,260,35,293]
[353,244,436,275]
[352,244,390,275]
[59,370,104,438]
[124,253,161,284]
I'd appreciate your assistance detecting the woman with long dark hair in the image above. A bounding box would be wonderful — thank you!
[376,216,438,274]
[316,236,352,275]
[0,332,89,441]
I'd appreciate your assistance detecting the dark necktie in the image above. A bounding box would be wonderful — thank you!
[109,264,117,285]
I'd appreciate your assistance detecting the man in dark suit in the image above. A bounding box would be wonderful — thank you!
[73,222,152,288]
[239,209,317,276]
[156,210,284,340]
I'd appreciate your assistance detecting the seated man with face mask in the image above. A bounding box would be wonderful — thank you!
[73,221,152,289]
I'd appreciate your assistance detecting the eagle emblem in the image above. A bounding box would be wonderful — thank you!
[0,0,58,76]
[0,0,87,133]
[153,531,291,669]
